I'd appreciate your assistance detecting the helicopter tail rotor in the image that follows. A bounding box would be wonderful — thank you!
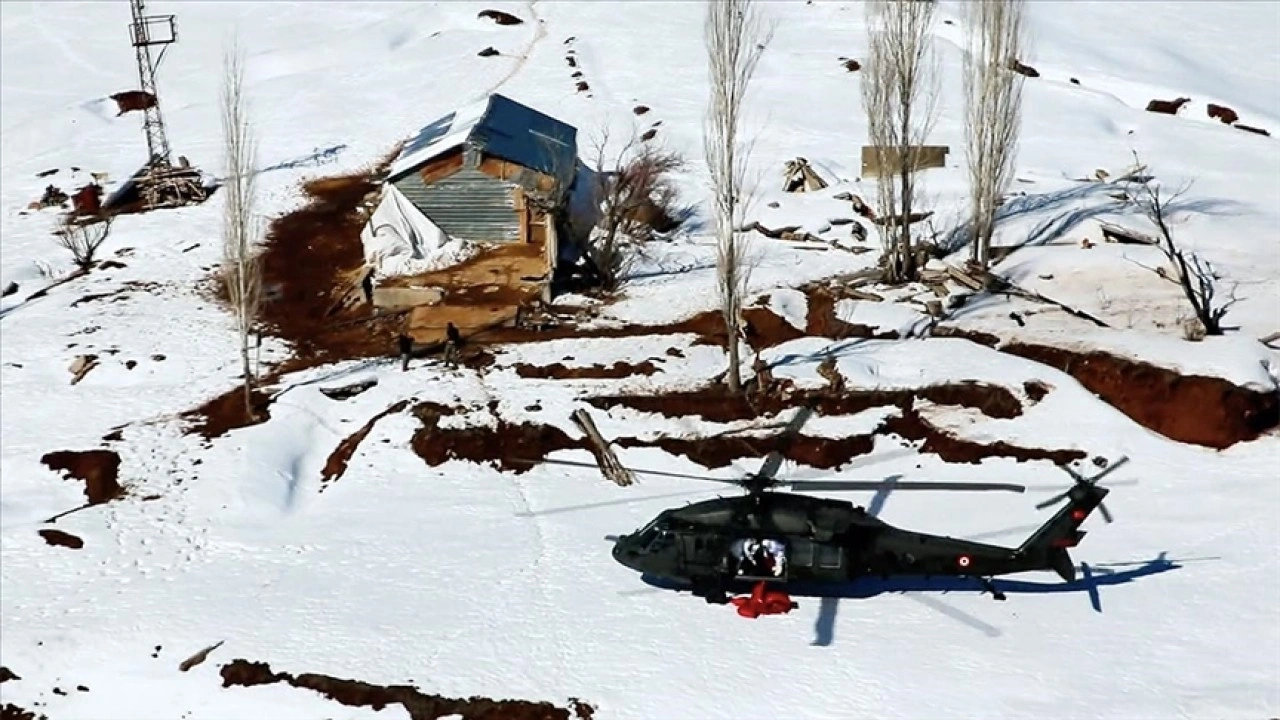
[1034,455,1128,523]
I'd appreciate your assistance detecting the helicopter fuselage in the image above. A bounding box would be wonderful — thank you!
[611,486,1105,599]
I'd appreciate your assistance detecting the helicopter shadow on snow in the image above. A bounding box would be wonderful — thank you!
[640,552,1193,644]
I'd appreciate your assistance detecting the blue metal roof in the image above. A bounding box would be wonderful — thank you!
[388,94,577,182]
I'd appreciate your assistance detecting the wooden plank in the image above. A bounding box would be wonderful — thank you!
[417,149,464,185]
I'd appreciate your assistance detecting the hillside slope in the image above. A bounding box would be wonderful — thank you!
[2,2,1278,719]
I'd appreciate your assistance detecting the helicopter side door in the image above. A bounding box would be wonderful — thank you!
[725,537,790,581]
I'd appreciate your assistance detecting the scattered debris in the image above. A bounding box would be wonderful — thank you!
[839,57,861,72]
[38,529,84,549]
[109,90,157,116]
[633,105,650,115]
[860,145,949,177]
[68,354,99,385]
[576,80,591,93]
[1235,123,1270,136]
[639,127,656,141]
[3,282,17,297]
[511,360,657,379]
[1008,58,1039,77]
[28,184,68,210]
[478,46,500,57]
[1098,221,1157,245]
[1206,103,1239,125]
[782,157,828,192]
[478,9,523,25]
[36,168,57,178]
[179,641,226,672]
[1145,97,1190,115]
[318,379,378,401]
[0,668,18,683]
[1069,77,1080,85]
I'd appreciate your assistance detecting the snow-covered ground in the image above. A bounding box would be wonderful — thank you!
[2,2,1278,718]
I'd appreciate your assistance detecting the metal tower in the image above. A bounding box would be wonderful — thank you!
[128,0,176,168]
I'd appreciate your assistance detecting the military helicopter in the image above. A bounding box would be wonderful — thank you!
[530,406,1128,617]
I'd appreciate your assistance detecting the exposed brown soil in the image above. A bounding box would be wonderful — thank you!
[0,704,46,720]
[1023,380,1051,403]
[933,326,1279,449]
[478,9,523,25]
[220,659,593,720]
[40,449,122,504]
[320,400,409,489]
[182,387,274,440]
[587,382,1024,423]
[38,529,84,549]
[257,168,400,372]
[411,402,578,473]
[512,360,659,379]
[1002,342,1278,449]
[407,381,1077,475]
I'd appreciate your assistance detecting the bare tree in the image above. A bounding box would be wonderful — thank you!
[1118,158,1237,336]
[584,125,687,292]
[219,40,262,418]
[53,216,113,272]
[862,0,940,283]
[704,0,772,394]
[963,0,1026,271]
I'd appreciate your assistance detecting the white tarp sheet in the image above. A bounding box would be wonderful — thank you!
[360,184,476,278]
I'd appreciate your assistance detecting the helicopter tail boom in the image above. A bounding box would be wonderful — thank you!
[1016,482,1109,581]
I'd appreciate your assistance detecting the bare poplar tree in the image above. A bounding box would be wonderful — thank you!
[704,0,771,394]
[219,40,262,419]
[862,0,939,283]
[963,0,1026,270]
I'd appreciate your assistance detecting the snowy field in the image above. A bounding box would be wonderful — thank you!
[2,1,1279,718]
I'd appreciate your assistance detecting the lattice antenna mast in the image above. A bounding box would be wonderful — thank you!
[128,0,177,169]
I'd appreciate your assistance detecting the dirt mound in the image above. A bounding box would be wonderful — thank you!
[38,529,84,549]
[932,327,1278,449]
[512,360,659,379]
[220,659,593,720]
[321,400,409,489]
[40,449,122,504]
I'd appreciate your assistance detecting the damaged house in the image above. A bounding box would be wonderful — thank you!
[361,93,595,343]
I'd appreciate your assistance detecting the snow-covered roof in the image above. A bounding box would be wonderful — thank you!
[386,93,577,182]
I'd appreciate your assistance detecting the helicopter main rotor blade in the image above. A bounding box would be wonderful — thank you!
[1034,491,1070,510]
[786,480,1027,493]
[1089,455,1130,484]
[515,456,722,483]
[755,405,815,485]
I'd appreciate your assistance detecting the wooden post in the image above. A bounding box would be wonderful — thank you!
[570,408,636,487]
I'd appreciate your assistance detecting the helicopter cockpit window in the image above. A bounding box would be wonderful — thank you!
[728,537,788,579]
